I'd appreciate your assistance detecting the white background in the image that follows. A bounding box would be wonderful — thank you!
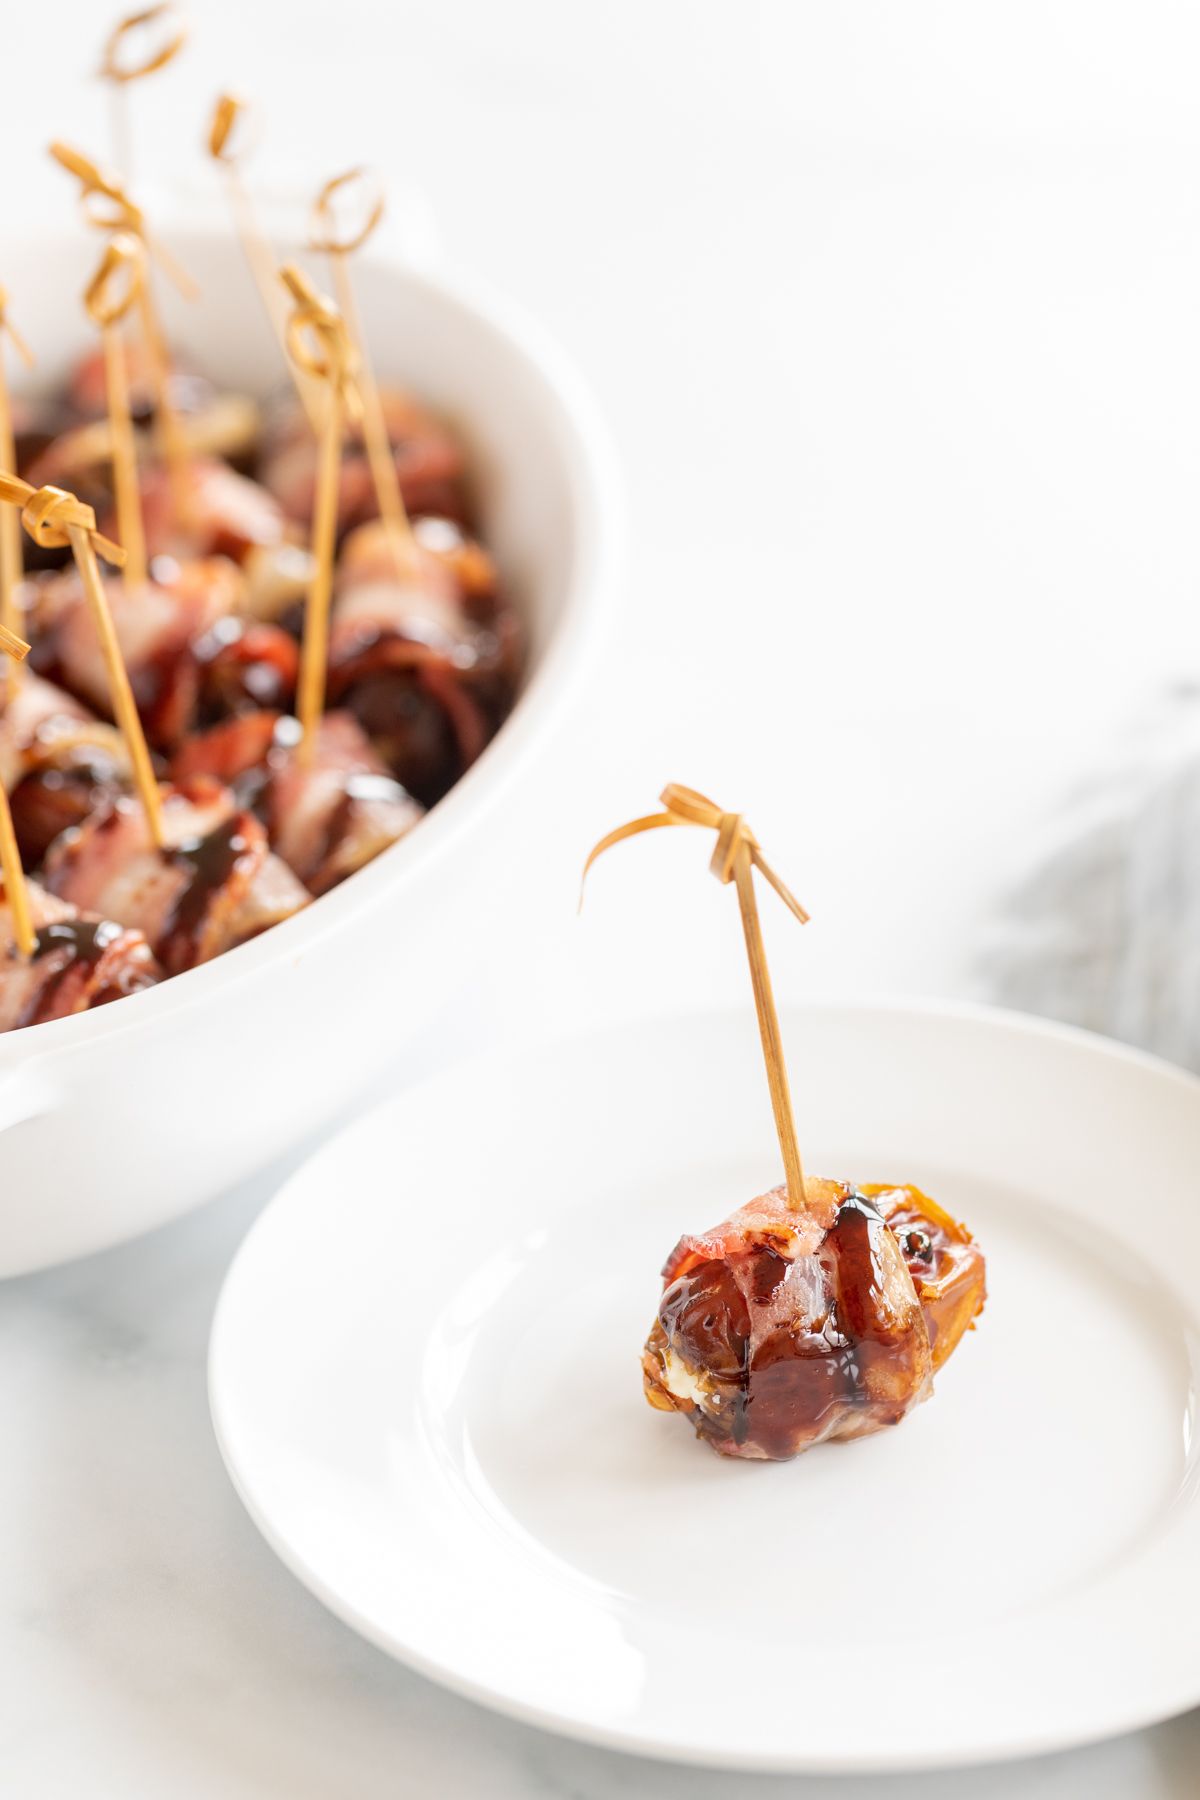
[3,3,1199,1794]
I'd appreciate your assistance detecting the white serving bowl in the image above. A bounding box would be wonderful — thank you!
[0,228,619,1277]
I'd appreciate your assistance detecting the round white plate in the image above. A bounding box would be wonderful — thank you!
[209,1001,1200,1773]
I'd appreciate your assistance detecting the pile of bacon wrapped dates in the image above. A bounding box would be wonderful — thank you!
[0,344,519,1033]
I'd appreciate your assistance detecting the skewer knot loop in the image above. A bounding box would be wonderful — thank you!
[0,475,127,569]
[49,142,196,300]
[84,234,145,328]
[582,783,810,923]
[100,4,187,83]
[711,809,750,885]
[310,168,385,255]
[209,92,254,165]
[50,142,143,235]
[22,484,99,552]
[280,265,360,403]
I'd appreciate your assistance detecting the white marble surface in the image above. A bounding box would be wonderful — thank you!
[4,2,1200,1791]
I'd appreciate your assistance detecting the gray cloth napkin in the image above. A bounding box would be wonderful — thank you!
[979,685,1200,1073]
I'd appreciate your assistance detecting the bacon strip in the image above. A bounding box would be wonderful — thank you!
[132,457,288,566]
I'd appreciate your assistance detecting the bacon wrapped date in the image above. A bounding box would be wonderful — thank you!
[130,456,289,567]
[28,559,296,747]
[190,615,299,725]
[173,709,423,895]
[0,670,131,865]
[262,386,468,534]
[643,1178,985,1461]
[0,879,161,1033]
[65,342,217,429]
[26,400,264,505]
[42,775,310,975]
[327,524,520,805]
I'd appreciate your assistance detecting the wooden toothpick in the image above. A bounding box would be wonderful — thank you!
[68,519,164,846]
[99,4,187,180]
[85,234,149,592]
[52,143,195,536]
[280,265,359,764]
[0,287,33,697]
[207,97,286,348]
[582,785,811,1211]
[0,623,34,958]
[311,170,417,579]
[0,474,162,849]
[135,262,194,531]
[0,620,29,660]
[208,95,321,430]
[50,141,197,302]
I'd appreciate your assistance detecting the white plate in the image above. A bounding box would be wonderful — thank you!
[209,1001,1200,1773]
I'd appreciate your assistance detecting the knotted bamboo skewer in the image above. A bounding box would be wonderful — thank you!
[49,141,197,300]
[0,473,162,848]
[99,3,187,180]
[311,169,417,578]
[0,621,33,957]
[583,784,811,1211]
[0,288,33,696]
[51,141,197,532]
[279,264,361,764]
[0,620,28,660]
[85,235,149,591]
[208,94,321,429]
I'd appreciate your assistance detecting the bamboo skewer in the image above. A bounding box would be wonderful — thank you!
[0,622,33,957]
[280,265,360,765]
[311,170,417,578]
[0,288,33,697]
[582,785,811,1211]
[51,143,196,535]
[85,235,149,591]
[730,844,807,1210]
[99,4,187,181]
[68,519,164,847]
[0,476,126,568]
[0,472,162,849]
[208,98,289,351]
[50,141,197,301]
[0,620,29,660]
[209,95,322,430]
[135,272,193,529]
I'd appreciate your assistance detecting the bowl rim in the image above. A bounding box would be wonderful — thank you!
[0,231,622,1064]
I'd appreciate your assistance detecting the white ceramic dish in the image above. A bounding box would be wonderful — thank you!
[0,227,618,1277]
[209,999,1200,1773]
